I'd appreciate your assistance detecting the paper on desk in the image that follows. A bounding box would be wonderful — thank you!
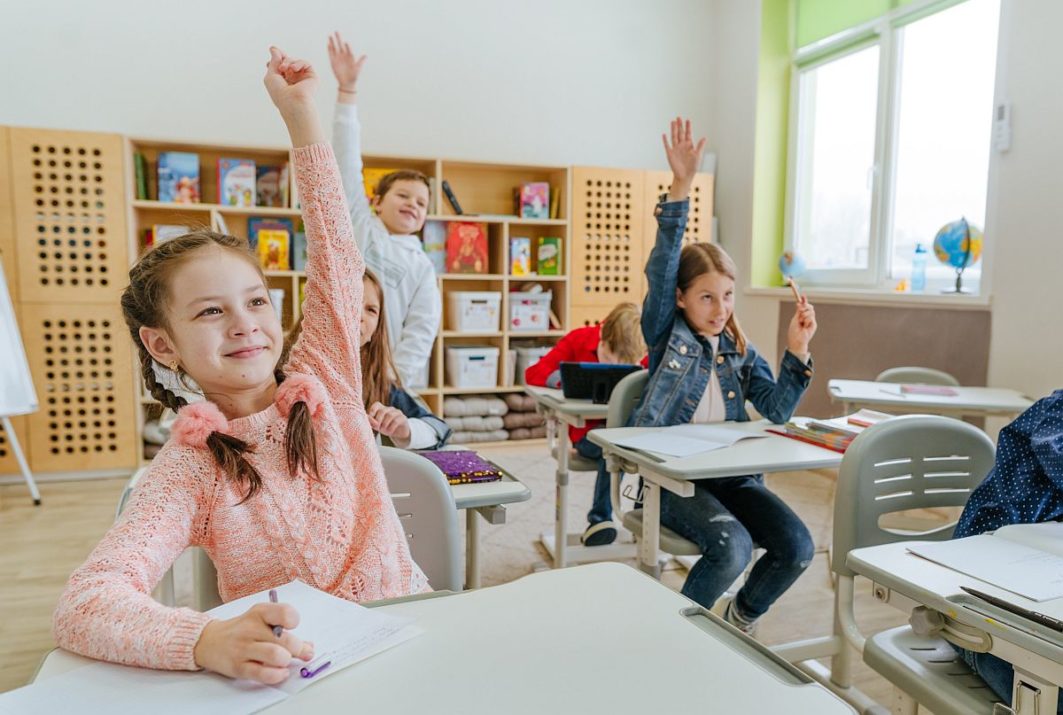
[0,664,286,715]
[612,424,766,458]
[908,535,1063,602]
[208,579,419,695]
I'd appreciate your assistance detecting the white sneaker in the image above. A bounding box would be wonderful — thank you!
[715,597,759,637]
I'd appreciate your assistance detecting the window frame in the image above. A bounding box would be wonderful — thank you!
[783,0,993,292]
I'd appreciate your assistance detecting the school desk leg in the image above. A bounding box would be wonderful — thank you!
[466,509,481,589]
[639,482,662,578]
[3,416,40,505]
[554,419,570,569]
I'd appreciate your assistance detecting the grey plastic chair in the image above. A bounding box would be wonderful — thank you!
[830,414,1001,715]
[606,371,700,557]
[379,446,462,592]
[875,366,961,386]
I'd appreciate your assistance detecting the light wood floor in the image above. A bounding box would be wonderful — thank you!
[0,443,926,709]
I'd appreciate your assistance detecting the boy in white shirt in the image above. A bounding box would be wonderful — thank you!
[328,32,440,387]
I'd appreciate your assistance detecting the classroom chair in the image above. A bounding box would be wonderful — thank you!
[780,414,1000,714]
[605,371,701,560]
[875,366,961,386]
[117,446,463,609]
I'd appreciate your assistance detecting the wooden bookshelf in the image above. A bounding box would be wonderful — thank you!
[126,138,573,462]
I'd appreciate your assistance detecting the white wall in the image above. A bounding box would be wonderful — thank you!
[0,0,713,169]
[708,0,1062,401]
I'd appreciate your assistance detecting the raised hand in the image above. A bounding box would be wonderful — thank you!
[193,602,314,684]
[786,296,817,363]
[661,117,707,201]
[327,32,367,93]
[263,46,324,148]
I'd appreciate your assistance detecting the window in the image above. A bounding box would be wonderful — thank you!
[787,0,1000,292]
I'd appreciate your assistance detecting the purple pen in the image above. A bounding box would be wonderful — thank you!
[300,660,332,679]
[268,589,283,638]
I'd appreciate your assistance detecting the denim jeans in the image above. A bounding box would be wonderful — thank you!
[659,475,814,618]
[955,646,1063,713]
[574,437,612,525]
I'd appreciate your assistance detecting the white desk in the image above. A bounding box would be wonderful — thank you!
[34,563,855,714]
[848,541,1063,715]
[828,379,1033,419]
[451,472,531,588]
[525,385,628,568]
[588,420,843,577]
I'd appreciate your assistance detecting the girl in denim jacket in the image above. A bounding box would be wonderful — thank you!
[632,118,818,633]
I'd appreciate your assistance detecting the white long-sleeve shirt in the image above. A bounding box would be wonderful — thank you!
[333,103,441,387]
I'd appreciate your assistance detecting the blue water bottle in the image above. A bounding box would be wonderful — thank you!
[911,243,928,292]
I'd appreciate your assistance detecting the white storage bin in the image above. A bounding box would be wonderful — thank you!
[447,291,502,333]
[508,291,552,331]
[446,346,500,389]
[515,346,551,386]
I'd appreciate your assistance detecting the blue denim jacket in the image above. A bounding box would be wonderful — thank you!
[630,198,814,428]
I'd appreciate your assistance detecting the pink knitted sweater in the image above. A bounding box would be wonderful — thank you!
[52,144,428,671]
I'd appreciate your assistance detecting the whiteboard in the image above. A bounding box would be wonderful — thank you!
[0,257,37,417]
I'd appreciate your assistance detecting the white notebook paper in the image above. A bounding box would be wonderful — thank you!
[611,423,767,458]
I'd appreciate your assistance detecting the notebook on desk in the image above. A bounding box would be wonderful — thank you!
[418,450,504,485]
[560,362,641,404]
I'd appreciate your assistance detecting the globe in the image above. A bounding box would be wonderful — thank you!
[778,251,807,279]
[932,218,983,294]
[932,218,983,269]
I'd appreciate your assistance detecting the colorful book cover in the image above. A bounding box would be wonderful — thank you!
[363,166,400,203]
[257,230,290,271]
[445,222,489,274]
[510,237,531,276]
[217,158,256,207]
[247,217,294,251]
[549,184,561,219]
[518,182,549,219]
[536,236,561,275]
[291,230,308,271]
[133,152,147,200]
[157,151,200,204]
[417,450,503,485]
[422,220,446,274]
[255,165,284,207]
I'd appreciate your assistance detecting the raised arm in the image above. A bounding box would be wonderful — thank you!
[391,270,442,386]
[642,118,706,352]
[265,47,365,405]
[328,32,380,252]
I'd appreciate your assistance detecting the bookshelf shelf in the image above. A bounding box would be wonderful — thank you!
[132,200,301,217]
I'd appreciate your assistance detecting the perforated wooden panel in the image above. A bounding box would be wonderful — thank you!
[20,304,137,472]
[8,128,128,303]
[643,170,715,246]
[0,416,29,476]
[570,167,646,327]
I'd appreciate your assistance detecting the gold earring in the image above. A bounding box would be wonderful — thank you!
[169,360,180,373]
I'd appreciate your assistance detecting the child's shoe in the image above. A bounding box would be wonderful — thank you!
[714,597,759,637]
[581,520,617,546]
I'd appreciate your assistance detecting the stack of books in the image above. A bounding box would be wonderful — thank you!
[770,409,892,452]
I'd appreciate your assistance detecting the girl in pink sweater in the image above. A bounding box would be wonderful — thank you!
[52,47,427,685]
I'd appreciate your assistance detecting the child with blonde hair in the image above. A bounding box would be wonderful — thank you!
[53,47,426,685]
[525,302,646,545]
[328,32,440,388]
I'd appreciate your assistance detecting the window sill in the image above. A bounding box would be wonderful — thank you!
[744,286,991,309]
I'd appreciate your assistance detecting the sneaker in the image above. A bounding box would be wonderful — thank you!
[716,597,759,637]
[581,520,618,546]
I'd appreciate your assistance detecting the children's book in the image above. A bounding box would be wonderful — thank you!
[517,182,549,219]
[537,236,561,275]
[157,151,200,204]
[422,220,446,274]
[768,411,894,453]
[418,450,503,485]
[446,222,489,274]
[549,184,561,219]
[256,164,284,207]
[362,166,400,203]
[133,152,148,200]
[247,217,295,251]
[510,237,532,276]
[291,229,308,271]
[257,230,290,271]
[217,158,256,207]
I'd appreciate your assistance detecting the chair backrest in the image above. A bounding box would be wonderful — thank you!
[606,370,649,428]
[831,414,995,578]
[875,366,960,386]
[379,447,463,592]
